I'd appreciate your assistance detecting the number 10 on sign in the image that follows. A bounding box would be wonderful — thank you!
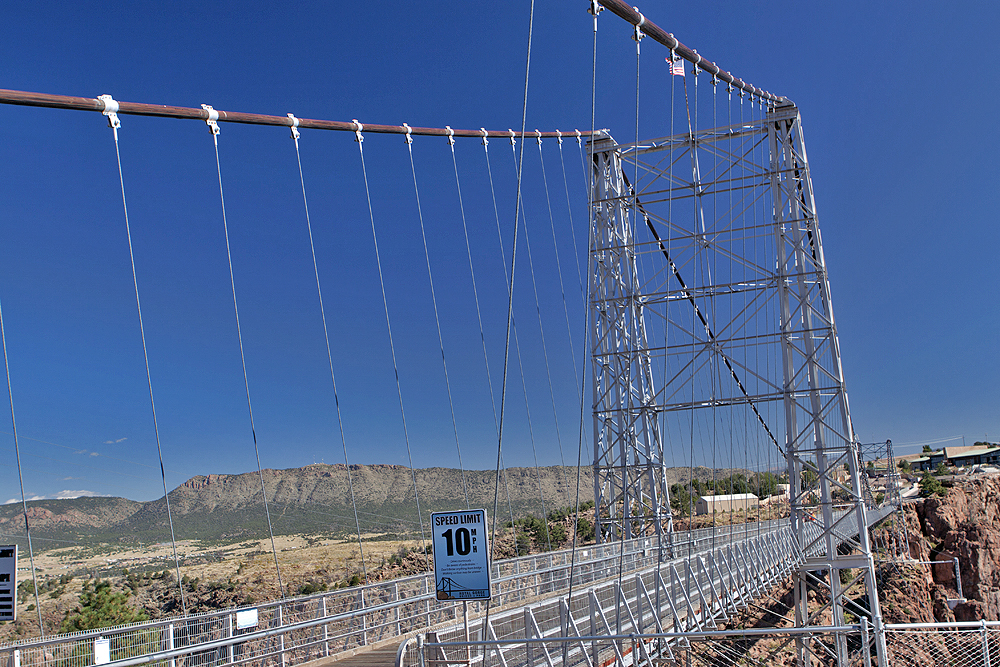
[431,509,491,601]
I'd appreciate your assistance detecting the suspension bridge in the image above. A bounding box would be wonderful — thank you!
[0,2,976,667]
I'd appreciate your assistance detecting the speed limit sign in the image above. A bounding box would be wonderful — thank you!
[431,509,491,600]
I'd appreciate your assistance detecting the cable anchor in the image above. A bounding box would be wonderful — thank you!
[508,129,516,147]
[574,129,582,145]
[480,128,489,147]
[555,129,563,146]
[353,119,364,143]
[287,113,300,140]
[402,122,412,145]
[201,104,220,136]
[535,129,542,146]
[445,125,455,146]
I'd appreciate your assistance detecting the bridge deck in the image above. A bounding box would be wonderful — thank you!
[0,506,897,667]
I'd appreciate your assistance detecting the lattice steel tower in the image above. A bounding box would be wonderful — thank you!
[589,102,887,666]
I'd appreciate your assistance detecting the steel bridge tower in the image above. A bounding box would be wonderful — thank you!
[588,102,887,667]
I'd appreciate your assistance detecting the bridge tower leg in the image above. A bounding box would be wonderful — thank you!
[767,102,887,667]
[588,132,673,543]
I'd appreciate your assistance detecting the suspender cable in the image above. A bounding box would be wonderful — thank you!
[354,123,429,563]
[408,129,469,509]
[203,106,285,598]
[566,0,602,633]
[508,139,568,513]
[288,117,368,583]
[0,293,44,636]
[555,134,586,306]
[536,135,584,454]
[451,130,500,511]
[479,135,528,550]
[495,135,553,551]
[486,0,535,638]
[100,96,189,613]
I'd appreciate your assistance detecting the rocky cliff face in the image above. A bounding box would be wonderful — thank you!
[881,476,1000,623]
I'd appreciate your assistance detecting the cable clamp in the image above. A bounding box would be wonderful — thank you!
[287,113,300,140]
[574,129,582,144]
[587,0,603,16]
[445,125,455,146]
[353,119,364,143]
[480,127,489,147]
[555,130,563,146]
[402,122,412,145]
[535,129,542,146]
[508,129,516,147]
[632,11,644,42]
[98,94,121,130]
[201,104,220,135]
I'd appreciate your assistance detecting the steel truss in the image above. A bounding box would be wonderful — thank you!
[588,103,887,667]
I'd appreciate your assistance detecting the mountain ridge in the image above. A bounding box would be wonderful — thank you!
[0,463,727,549]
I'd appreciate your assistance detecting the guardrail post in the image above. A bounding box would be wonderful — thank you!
[321,595,329,657]
[227,611,234,664]
[279,604,287,667]
[417,634,426,667]
[167,623,175,667]
[359,589,368,646]
[860,618,872,667]
[424,578,432,627]
[394,583,402,635]
[982,620,992,667]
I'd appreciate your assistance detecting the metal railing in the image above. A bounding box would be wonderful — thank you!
[397,527,804,667]
[0,532,700,667]
[0,506,897,667]
[403,621,1000,667]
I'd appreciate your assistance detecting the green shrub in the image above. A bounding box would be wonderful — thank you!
[59,581,148,633]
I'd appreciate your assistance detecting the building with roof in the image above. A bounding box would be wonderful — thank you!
[695,493,759,515]
[945,444,1000,467]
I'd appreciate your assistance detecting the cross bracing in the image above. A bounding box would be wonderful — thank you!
[587,102,889,665]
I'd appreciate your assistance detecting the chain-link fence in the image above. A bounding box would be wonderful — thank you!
[885,622,1000,667]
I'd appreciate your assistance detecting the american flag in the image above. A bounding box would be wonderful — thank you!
[666,57,685,76]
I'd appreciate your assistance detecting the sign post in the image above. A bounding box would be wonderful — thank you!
[431,510,490,601]
[0,545,15,622]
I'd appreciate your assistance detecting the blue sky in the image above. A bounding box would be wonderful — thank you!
[0,1,997,504]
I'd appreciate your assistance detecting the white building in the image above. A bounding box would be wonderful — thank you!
[695,493,759,515]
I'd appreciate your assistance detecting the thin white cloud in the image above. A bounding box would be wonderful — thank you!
[4,490,104,504]
[89,452,99,457]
